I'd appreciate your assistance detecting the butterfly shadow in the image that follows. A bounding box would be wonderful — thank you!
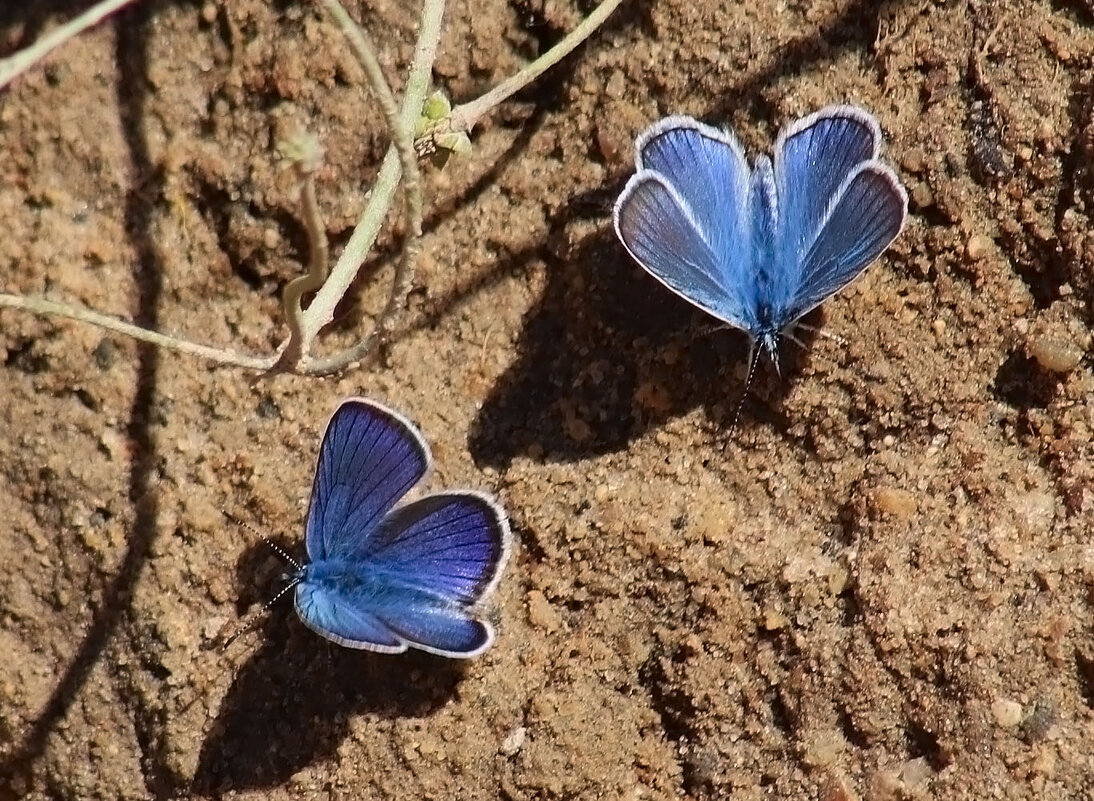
[468,220,818,468]
[191,541,467,796]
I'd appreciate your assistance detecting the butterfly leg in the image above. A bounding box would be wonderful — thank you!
[782,329,810,351]
[790,321,848,347]
[687,321,732,343]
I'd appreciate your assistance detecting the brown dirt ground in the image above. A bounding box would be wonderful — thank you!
[1,0,1093,799]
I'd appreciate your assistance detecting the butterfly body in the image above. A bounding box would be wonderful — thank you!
[289,399,511,658]
[295,559,449,608]
[614,105,908,367]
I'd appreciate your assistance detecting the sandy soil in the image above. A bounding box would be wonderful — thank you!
[1,0,1092,799]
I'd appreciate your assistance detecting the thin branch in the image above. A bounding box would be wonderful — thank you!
[288,0,444,375]
[2,0,619,378]
[275,131,329,370]
[417,0,624,151]
[0,0,141,91]
[0,293,274,370]
[273,0,427,376]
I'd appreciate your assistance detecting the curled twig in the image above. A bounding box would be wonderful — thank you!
[275,131,329,371]
[268,0,433,375]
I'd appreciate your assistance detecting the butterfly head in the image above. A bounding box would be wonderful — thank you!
[759,330,782,376]
[752,303,784,375]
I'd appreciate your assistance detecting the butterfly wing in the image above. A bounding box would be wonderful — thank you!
[785,163,907,321]
[295,579,497,656]
[295,582,407,653]
[299,492,509,657]
[366,491,510,601]
[305,398,431,562]
[614,117,755,330]
[773,105,907,322]
[367,491,510,656]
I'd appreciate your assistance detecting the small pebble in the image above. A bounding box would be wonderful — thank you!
[900,147,927,174]
[92,338,117,370]
[595,124,627,165]
[991,698,1023,728]
[499,725,526,756]
[1031,747,1056,777]
[965,234,992,261]
[1021,699,1057,742]
[819,773,860,801]
[1028,334,1084,373]
[900,757,932,788]
[604,70,626,100]
[526,590,561,633]
[872,487,918,519]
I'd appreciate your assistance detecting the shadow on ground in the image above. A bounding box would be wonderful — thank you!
[192,606,464,795]
[468,225,817,467]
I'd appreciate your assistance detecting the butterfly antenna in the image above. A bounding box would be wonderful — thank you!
[258,535,302,571]
[215,509,304,651]
[219,577,301,650]
[724,341,762,446]
[222,508,302,570]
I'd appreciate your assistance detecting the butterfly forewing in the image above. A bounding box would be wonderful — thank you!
[636,118,752,268]
[305,399,430,562]
[774,107,881,263]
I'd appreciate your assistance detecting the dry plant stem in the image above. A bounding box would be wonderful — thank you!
[309,0,624,374]
[1,0,624,376]
[0,0,141,90]
[0,293,274,370]
[444,0,625,136]
[277,161,330,368]
[289,0,443,375]
[280,0,425,375]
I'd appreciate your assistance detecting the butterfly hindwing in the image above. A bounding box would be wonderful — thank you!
[615,173,752,329]
[305,398,431,562]
[374,602,495,658]
[786,163,908,322]
[366,492,510,604]
[294,581,407,653]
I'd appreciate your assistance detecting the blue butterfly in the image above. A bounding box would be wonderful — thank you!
[288,398,511,658]
[613,105,908,369]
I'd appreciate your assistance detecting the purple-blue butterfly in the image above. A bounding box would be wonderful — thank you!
[291,398,511,658]
[613,105,908,368]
